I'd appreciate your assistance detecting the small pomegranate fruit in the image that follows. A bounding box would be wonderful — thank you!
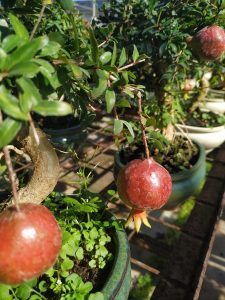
[182,79,197,91]
[187,25,225,60]
[0,203,62,285]
[117,158,172,232]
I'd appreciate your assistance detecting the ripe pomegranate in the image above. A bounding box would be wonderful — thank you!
[187,25,225,60]
[0,203,62,285]
[117,158,172,232]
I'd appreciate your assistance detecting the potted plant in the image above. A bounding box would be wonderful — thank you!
[95,0,216,208]
[177,73,225,153]
[0,189,131,300]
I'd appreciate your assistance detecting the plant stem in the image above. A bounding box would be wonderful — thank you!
[30,3,46,40]
[118,59,145,72]
[3,148,20,210]
[137,92,150,159]
[0,111,20,209]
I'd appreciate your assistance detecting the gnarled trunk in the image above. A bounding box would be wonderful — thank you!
[11,127,60,205]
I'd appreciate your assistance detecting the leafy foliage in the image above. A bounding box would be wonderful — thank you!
[0,0,150,147]
[96,0,225,128]
[129,274,155,300]
[119,122,199,173]
[0,190,120,299]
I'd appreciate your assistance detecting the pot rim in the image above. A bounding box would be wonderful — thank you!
[101,212,131,298]
[114,141,205,182]
[43,124,84,135]
[176,123,225,132]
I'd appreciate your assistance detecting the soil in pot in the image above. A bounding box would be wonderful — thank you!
[185,109,225,128]
[37,115,81,130]
[119,135,199,174]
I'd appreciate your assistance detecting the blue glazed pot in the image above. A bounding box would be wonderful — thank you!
[114,142,206,210]
[101,213,131,300]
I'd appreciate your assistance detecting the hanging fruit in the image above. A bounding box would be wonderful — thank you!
[117,158,172,232]
[0,203,62,285]
[187,25,225,60]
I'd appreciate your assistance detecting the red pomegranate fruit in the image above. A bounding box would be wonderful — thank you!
[187,25,225,60]
[0,203,62,285]
[117,158,172,232]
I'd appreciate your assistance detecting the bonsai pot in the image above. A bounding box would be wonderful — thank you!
[101,213,131,299]
[176,123,225,153]
[200,89,225,114]
[44,124,87,149]
[114,142,206,210]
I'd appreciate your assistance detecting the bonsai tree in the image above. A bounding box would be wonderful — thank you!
[95,0,225,136]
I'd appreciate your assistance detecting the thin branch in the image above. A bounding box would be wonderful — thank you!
[113,107,119,120]
[0,110,19,209]
[98,39,108,48]
[28,114,40,145]
[137,92,150,159]
[3,147,20,210]
[30,4,46,40]
[5,146,30,161]
[118,59,146,72]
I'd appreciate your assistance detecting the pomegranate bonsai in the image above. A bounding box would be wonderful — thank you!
[0,203,62,285]
[187,25,225,60]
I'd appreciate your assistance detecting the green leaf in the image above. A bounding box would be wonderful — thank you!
[29,296,42,300]
[33,58,55,74]
[61,258,74,271]
[70,64,83,79]
[16,284,32,300]
[0,284,12,300]
[5,36,48,70]
[9,13,29,40]
[105,89,116,113]
[45,267,55,277]
[122,120,134,138]
[9,62,39,77]
[17,77,42,112]
[89,259,96,268]
[88,292,104,300]
[78,282,93,294]
[114,119,123,135]
[0,86,28,120]
[39,68,60,89]
[119,48,126,67]
[2,35,21,52]
[117,98,130,108]
[100,51,112,65]
[132,45,139,62]
[38,281,47,293]
[88,27,99,64]
[111,42,117,66]
[33,101,72,116]
[91,79,107,99]
[76,247,84,260]
[89,227,99,240]
[0,117,21,148]
[40,41,60,57]
[59,0,74,10]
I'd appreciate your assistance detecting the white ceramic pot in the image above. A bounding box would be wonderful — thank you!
[176,124,225,153]
[200,89,225,114]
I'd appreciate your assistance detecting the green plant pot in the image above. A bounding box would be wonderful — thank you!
[114,142,206,210]
[101,213,131,300]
